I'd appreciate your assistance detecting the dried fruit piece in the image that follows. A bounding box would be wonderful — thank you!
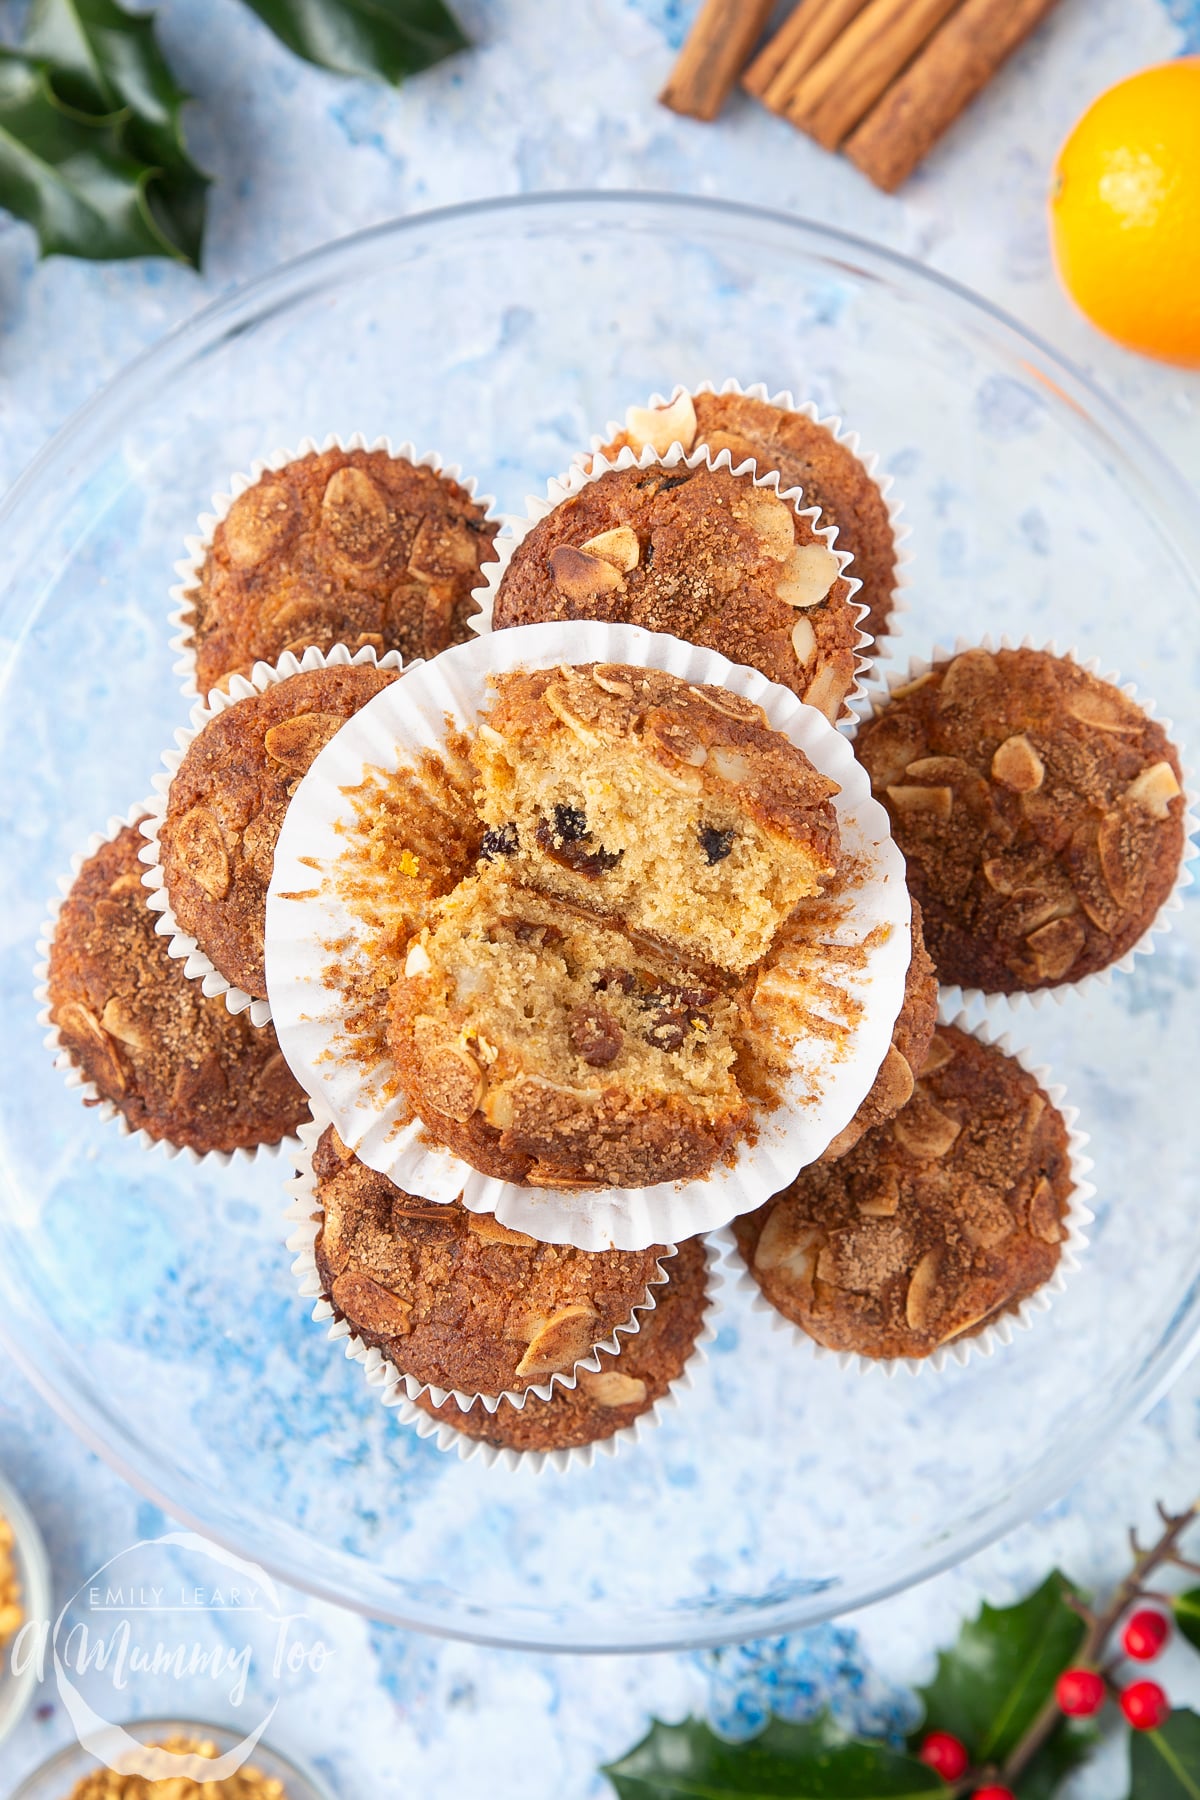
[578,1368,648,1407]
[515,1303,600,1378]
[263,710,345,775]
[776,543,842,609]
[422,1043,484,1121]
[886,784,954,821]
[173,806,230,900]
[1126,760,1181,819]
[467,1213,537,1248]
[625,391,698,455]
[480,822,519,860]
[568,1001,623,1067]
[1025,914,1086,981]
[581,525,640,571]
[991,734,1045,793]
[698,825,735,864]
[549,544,626,603]
[905,1248,943,1333]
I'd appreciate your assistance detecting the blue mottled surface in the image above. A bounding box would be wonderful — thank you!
[2,0,1200,1793]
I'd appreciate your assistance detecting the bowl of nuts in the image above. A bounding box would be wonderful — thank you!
[7,1721,335,1800]
[0,1468,50,1753]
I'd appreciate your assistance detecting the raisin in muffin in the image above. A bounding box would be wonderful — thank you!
[412,1233,711,1452]
[187,447,496,696]
[311,1125,669,1394]
[154,661,399,1000]
[391,871,750,1189]
[473,662,840,972]
[490,461,860,720]
[734,1025,1077,1360]
[855,648,1186,992]
[46,823,308,1154]
[603,387,899,646]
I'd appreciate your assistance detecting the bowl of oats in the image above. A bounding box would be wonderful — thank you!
[7,1721,334,1800]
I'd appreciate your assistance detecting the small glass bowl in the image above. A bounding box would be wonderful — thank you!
[0,1468,51,1753]
[8,1719,335,1800]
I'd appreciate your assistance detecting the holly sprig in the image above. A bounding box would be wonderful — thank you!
[603,1501,1200,1800]
[0,0,468,266]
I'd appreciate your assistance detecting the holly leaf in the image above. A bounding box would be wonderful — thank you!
[1173,1592,1200,1655]
[1018,1721,1097,1800]
[0,48,189,261]
[602,1716,948,1800]
[912,1572,1088,1766]
[20,0,208,265]
[239,0,469,84]
[1129,1708,1200,1800]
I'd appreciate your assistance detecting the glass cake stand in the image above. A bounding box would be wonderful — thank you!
[1,194,1199,1654]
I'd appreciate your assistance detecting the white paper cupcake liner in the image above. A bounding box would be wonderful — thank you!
[283,1113,678,1420]
[582,377,912,685]
[720,1004,1095,1377]
[138,641,408,1029]
[851,635,1198,1013]
[169,431,497,700]
[34,800,305,1168]
[264,619,912,1253]
[389,1236,724,1474]
[468,439,873,724]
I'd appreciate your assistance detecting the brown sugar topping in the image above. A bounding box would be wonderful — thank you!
[491,461,861,721]
[46,824,308,1155]
[311,1126,669,1394]
[159,662,400,999]
[411,1233,711,1452]
[855,648,1186,992]
[733,1025,1076,1360]
[189,447,497,697]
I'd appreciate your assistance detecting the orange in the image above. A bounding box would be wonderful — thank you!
[1049,58,1200,368]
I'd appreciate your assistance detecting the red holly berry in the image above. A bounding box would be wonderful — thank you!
[973,1787,1015,1800]
[1123,1609,1170,1661]
[1056,1667,1106,1716]
[918,1732,970,1781]
[1121,1680,1170,1730]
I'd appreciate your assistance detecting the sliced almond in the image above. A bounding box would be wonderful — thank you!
[54,1001,125,1092]
[264,711,345,775]
[408,514,480,580]
[736,487,796,562]
[172,806,230,901]
[1066,686,1141,735]
[467,1212,537,1248]
[100,997,151,1052]
[905,1248,943,1334]
[321,465,391,563]
[1026,915,1086,981]
[791,614,817,668]
[421,1043,483,1122]
[874,1045,915,1115]
[624,391,697,456]
[1126,760,1181,820]
[893,1098,960,1161]
[591,665,635,697]
[710,746,752,785]
[578,1369,648,1408]
[1028,1175,1064,1244]
[404,941,432,978]
[857,1169,900,1218]
[886,784,953,822]
[581,525,640,572]
[482,1085,516,1130]
[222,480,296,568]
[857,716,926,790]
[777,543,842,610]
[515,1303,599,1378]
[802,662,848,723]
[918,1033,955,1077]
[890,671,936,700]
[753,1209,822,1282]
[330,1272,412,1337]
[991,734,1045,793]
[549,544,625,604]
[938,649,998,706]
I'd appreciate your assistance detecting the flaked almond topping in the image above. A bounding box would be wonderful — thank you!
[422,1043,484,1122]
[905,1248,943,1334]
[918,1033,955,1076]
[222,482,294,569]
[802,661,847,723]
[592,665,635,697]
[1026,914,1086,981]
[55,1000,124,1089]
[542,681,604,747]
[893,1098,960,1161]
[991,734,1045,793]
[331,1271,413,1337]
[688,686,767,725]
[467,1212,537,1247]
[885,784,954,821]
[982,857,1018,894]
[100,997,150,1052]
[581,525,640,572]
[791,614,817,668]
[858,717,927,790]
[736,487,796,561]
[938,649,998,706]
[857,1169,900,1218]
[710,746,752,784]
[408,514,480,581]
[404,940,432,978]
[1098,812,1132,906]
[548,543,625,604]
[321,465,391,564]
[1028,1175,1064,1244]
[1126,760,1181,820]
[578,1369,648,1408]
[515,1303,599,1378]
[173,805,230,900]
[753,1209,822,1281]
[874,1044,915,1115]
[777,542,842,609]
[263,711,346,775]
[482,1085,516,1130]
[889,671,936,700]
[1066,686,1141,735]
[624,390,697,456]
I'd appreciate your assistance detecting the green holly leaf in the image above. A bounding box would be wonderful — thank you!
[0,48,189,261]
[239,0,469,84]
[602,1716,948,1800]
[1173,1592,1200,1655]
[1017,1721,1097,1800]
[20,0,208,265]
[1129,1708,1200,1800]
[912,1572,1088,1766]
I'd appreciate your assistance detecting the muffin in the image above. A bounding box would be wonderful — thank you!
[154,661,400,1000]
[855,648,1186,992]
[185,446,497,697]
[45,823,308,1154]
[603,387,899,646]
[390,871,750,1189]
[733,1025,1077,1360]
[311,1125,669,1394]
[819,898,938,1162]
[411,1233,712,1453]
[473,662,841,971]
[490,459,861,720]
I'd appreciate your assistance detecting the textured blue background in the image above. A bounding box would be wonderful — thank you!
[3,0,1200,1793]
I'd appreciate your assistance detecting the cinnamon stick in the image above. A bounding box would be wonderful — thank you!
[659,0,777,121]
[845,0,1062,190]
[783,0,965,149]
[743,0,871,105]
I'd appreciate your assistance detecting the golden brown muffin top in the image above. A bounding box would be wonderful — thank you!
[412,1232,711,1453]
[855,647,1186,993]
[733,1025,1075,1360]
[159,662,400,999]
[46,824,308,1155]
[312,1126,670,1394]
[189,447,496,697]
[491,461,860,720]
